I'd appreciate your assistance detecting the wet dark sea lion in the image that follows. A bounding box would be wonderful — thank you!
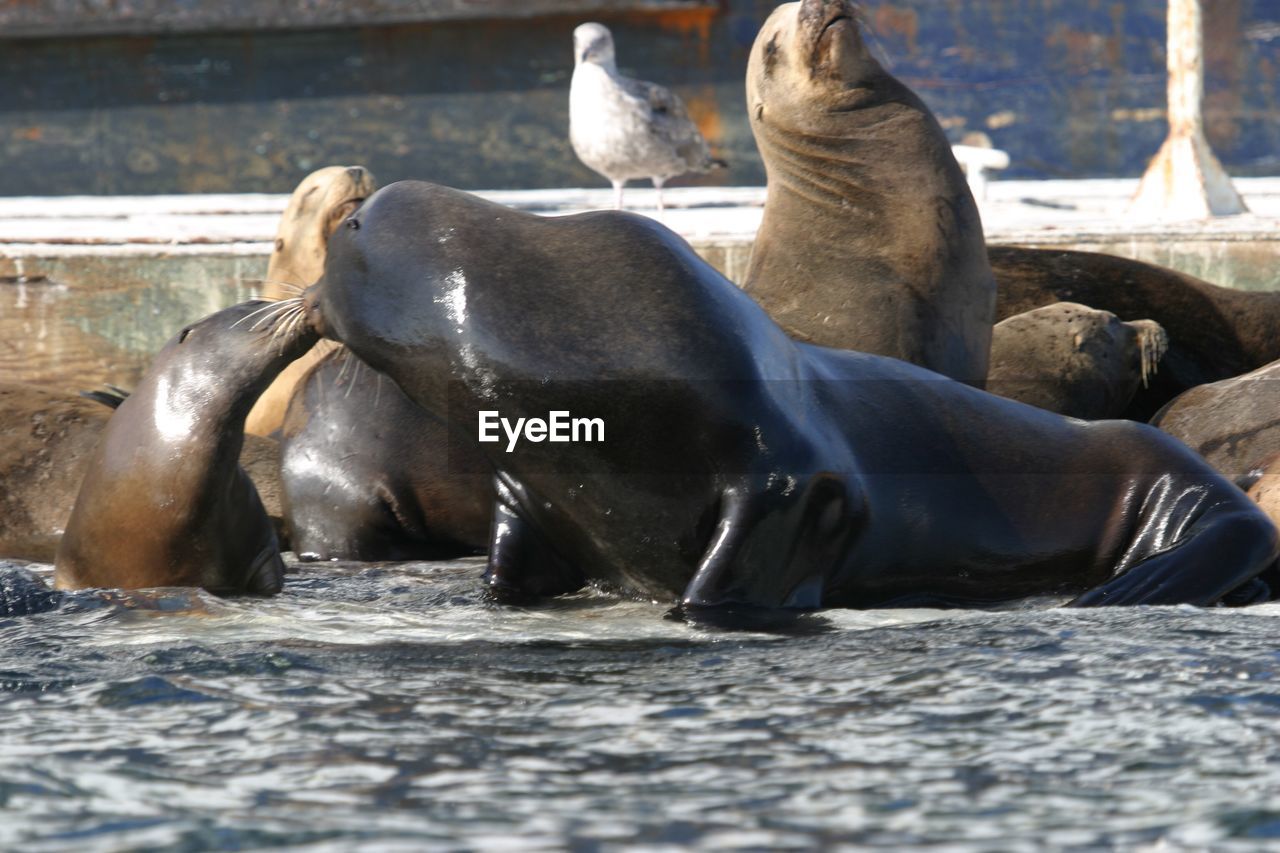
[1150,360,1280,482]
[246,165,376,438]
[279,346,492,561]
[988,303,1167,420]
[742,0,995,384]
[991,246,1280,417]
[302,180,1277,611]
[0,382,289,562]
[55,300,317,593]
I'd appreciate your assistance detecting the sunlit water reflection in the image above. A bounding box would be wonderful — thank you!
[3,557,1280,851]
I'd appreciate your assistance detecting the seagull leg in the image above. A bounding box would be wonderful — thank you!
[653,178,666,214]
[612,180,625,210]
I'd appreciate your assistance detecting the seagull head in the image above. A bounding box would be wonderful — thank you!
[574,22,616,70]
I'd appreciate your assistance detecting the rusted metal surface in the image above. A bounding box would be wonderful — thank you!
[1129,0,1248,219]
[0,1,1278,194]
[0,1,717,38]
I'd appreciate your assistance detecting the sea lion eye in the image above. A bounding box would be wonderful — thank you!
[764,35,780,73]
[178,327,192,344]
[346,218,361,231]
[755,102,764,121]
[274,238,284,252]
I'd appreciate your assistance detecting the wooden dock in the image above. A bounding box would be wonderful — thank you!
[3,179,1279,391]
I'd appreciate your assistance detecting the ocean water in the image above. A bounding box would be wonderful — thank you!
[3,557,1280,851]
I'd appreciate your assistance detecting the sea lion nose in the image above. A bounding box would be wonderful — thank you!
[799,0,850,22]
[346,166,365,182]
[302,283,329,338]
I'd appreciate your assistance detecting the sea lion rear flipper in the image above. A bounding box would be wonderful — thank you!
[1069,498,1280,607]
[483,476,585,600]
[682,473,863,612]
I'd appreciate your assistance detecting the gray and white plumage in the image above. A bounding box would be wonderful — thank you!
[570,22,724,212]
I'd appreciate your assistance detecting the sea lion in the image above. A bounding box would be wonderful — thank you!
[279,346,492,561]
[301,181,1278,611]
[742,0,995,384]
[992,246,1280,418]
[0,382,289,562]
[987,303,1168,420]
[245,165,376,437]
[1149,360,1280,482]
[55,299,317,593]
[1247,456,1280,529]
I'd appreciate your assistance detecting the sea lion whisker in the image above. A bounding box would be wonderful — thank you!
[336,347,356,384]
[238,277,309,299]
[233,299,297,330]
[247,299,302,332]
[263,305,295,349]
[272,308,306,355]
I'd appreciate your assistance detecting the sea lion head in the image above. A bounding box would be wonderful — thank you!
[265,165,377,299]
[574,22,616,70]
[166,299,321,419]
[247,165,375,436]
[747,0,883,135]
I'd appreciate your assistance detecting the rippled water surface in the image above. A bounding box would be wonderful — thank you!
[4,557,1280,851]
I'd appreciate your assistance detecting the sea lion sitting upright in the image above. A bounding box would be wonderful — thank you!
[302,181,1278,612]
[987,303,1168,420]
[245,165,376,437]
[744,0,995,384]
[55,299,317,593]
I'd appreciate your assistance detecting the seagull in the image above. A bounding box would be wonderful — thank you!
[570,22,725,212]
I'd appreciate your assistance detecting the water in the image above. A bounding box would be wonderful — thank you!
[3,557,1280,851]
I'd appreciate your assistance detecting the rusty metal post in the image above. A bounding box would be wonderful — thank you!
[1128,0,1247,220]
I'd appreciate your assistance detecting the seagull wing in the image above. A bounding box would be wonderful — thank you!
[617,76,714,170]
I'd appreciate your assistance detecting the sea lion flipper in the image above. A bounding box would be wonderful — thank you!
[1069,503,1279,607]
[483,477,585,599]
[682,474,863,611]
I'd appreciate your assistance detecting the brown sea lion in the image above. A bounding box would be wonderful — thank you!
[0,382,288,562]
[1150,360,1280,482]
[988,303,1168,420]
[1247,456,1280,532]
[742,0,995,385]
[245,165,376,437]
[55,299,317,593]
[279,346,492,561]
[992,246,1280,418]
[301,180,1278,612]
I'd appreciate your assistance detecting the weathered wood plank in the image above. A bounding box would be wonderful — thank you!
[0,0,717,38]
[0,254,268,390]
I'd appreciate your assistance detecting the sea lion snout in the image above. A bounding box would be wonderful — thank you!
[302,284,329,339]
[799,0,855,28]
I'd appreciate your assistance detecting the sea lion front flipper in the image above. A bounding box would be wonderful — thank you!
[682,473,863,612]
[483,476,585,600]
